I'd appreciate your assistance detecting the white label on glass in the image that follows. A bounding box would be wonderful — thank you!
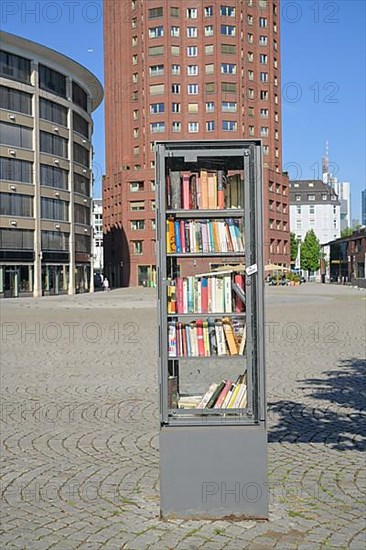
[246,263,258,276]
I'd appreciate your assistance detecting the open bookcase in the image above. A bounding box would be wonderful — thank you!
[156,140,267,519]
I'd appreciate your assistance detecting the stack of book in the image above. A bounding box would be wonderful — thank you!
[167,170,244,210]
[178,374,248,410]
[166,218,244,254]
[167,273,245,314]
[168,317,246,357]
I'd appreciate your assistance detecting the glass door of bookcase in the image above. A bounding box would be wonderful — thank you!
[156,141,264,426]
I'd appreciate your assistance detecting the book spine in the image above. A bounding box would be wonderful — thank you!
[227,383,241,408]
[224,274,232,313]
[201,170,208,209]
[201,277,208,313]
[222,385,234,408]
[215,321,227,356]
[207,317,217,355]
[223,317,238,355]
[202,321,210,356]
[206,381,226,408]
[189,174,197,209]
[174,220,181,253]
[183,278,188,313]
[215,379,232,408]
[182,172,190,209]
[180,220,186,253]
[196,320,205,357]
[217,170,225,209]
[239,324,247,355]
[197,383,218,409]
[197,279,202,313]
[170,281,177,314]
[185,325,191,356]
[170,171,181,209]
[176,277,183,314]
[168,322,177,357]
[184,222,190,253]
[196,175,202,209]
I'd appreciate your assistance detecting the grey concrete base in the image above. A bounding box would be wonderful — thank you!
[160,425,268,519]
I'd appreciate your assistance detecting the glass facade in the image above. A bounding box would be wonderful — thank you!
[39,98,68,126]
[0,193,33,217]
[0,121,33,149]
[40,131,68,158]
[0,34,102,298]
[39,64,67,98]
[41,197,69,221]
[0,50,31,83]
[0,157,33,183]
[40,164,68,190]
[0,85,32,114]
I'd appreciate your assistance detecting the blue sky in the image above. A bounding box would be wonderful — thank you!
[1,0,365,221]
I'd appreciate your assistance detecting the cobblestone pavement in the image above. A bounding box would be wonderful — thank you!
[1,284,365,549]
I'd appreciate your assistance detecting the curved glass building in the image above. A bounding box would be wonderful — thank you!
[0,31,103,297]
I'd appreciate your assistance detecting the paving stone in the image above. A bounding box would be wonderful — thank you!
[0,285,365,549]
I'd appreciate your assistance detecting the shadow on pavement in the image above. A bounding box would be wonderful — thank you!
[268,358,366,452]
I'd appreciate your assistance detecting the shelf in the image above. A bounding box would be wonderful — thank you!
[168,354,245,361]
[168,312,246,318]
[166,209,244,218]
[167,252,244,257]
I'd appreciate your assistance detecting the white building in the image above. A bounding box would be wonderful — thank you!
[92,199,103,273]
[289,180,341,245]
[330,179,351,231]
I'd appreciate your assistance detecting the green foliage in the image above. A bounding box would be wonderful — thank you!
[290,232,299,262]
[301,230,320,273]
[341,227,353,237]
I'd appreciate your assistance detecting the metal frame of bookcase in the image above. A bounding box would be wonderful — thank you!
[156,140,268,519]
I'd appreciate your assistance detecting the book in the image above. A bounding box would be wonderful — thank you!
[239,324,247,355]
[178,395,202,409]
[182,172,190,209]
[196,320,205,357]
[170,171,181,209]
[166,218,176,253]
[214,379,232,408]
[222,317,238,355]
[168,376,178,408]
[222,385,234,408]
[215,320,227,356]
[217,170,226,209]
[206,380,226,408]
[207,317,217,355]
[197,383,218,409]
[168,322,177,357]
[201,170,208,209]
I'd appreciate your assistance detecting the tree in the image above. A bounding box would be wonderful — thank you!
[301,229,320,277]
[341,227,353,237]
[290,232,299,263]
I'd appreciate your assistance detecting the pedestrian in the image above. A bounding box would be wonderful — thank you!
[103,277,110,291]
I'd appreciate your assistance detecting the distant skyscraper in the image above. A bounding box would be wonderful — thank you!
[322,143,351,230]
[362,189,366,226]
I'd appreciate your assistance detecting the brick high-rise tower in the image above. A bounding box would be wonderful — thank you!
[103,0,289,287]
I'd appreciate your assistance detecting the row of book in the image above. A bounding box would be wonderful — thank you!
[168,317,246,358]
[178,374,248,410]
[167,273,246,314]
[166,218,244,254]
[167,170,244,211]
